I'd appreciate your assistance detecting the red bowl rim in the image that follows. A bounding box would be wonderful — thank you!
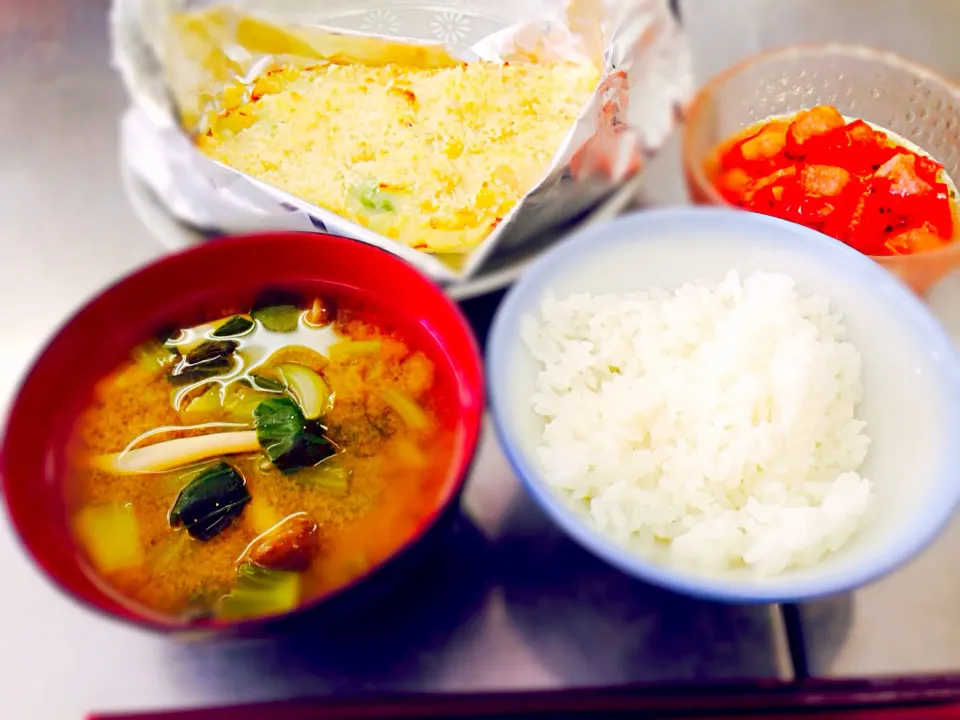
[0,231,485,634]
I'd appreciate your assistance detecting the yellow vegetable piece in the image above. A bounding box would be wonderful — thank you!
[75,503,143,573]
[246,494,283,536]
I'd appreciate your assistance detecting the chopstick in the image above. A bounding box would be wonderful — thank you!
[87,675,960,720]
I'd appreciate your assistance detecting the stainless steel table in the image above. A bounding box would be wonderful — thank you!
[679,0,960,682]
[797,276,960,679]
[0,2,790,718]
[0,1,957,718]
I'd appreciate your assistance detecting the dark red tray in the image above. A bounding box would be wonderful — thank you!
[88,676,960,720]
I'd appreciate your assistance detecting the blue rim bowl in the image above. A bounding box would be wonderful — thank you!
[487,207,960,603]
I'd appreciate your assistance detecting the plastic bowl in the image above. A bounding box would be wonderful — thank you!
[0,233,484,632]
[682,44,960,295]
[487,207,960,603]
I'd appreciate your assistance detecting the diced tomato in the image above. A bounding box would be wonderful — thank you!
[715,168,752,203]
[785,105,846,157]
[836,189,886,254]
[706,104,957,256]
[798,124,862,166]
[800,165,851,197]
[874,153,933,196]
[739,121,789,163]
[846,119,884,146]
[838,120,899,175]
[773,177,840,232]
[719,122,793,177]
[718,128,763,171]
[740,167,797,209]
[824,177,867,241]
[863,174,954,253]
[885,223,948,255]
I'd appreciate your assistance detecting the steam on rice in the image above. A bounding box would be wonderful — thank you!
[521,269,873,575]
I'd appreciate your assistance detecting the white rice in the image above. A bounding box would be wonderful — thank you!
[521,270,873,576]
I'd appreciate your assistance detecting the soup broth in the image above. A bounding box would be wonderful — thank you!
[65,293,457,622]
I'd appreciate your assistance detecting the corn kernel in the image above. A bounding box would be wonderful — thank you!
[475,185,495,210]
[444,139,464,159]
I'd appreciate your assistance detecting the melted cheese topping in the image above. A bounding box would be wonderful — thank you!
[197,61,600,253]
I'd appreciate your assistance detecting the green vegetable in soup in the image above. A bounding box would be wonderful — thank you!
[356,180,396,213]
[148,529,192,574]
[211,315,255,338]
[167,340,238,386]
[277,363,331,420]
[328,339,381,360]
[254,397,335,474]
[249,373,286,393]
[294,462,351,495]
[169,462,251,541]
[223,383,276,423]
[163,459,223,493]
[218,563,301,620]
[133,340,176,372]
[74,502,143,573]
[252,305,301,333]
[165,319,239,354]
[186,340,239,365]
[379,389,429,430]
[183,590,218,622]
[182,386,222,416]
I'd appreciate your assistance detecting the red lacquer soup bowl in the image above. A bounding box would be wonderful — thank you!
[0,233,484,633]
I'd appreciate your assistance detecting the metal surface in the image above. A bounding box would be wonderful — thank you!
[0,2,789,719]
[797,276,960,678]
[119,160,648,302]
[0,426,792,718]
[679,0,960,680]
[3,0,960,717]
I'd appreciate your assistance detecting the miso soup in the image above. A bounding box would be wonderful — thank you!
[65,292,458,622]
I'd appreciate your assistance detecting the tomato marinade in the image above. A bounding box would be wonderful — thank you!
[707,104,957,256]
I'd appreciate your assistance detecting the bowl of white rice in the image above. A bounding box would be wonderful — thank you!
[487,207,960,602]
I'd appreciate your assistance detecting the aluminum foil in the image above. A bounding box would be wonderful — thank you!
[111,0,692,282]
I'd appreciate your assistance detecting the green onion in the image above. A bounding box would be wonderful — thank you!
[356,180,396,212]
[252,305,301,333]
[212,315,255,338]
[218,564,301,620]
[294,462,352,495]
